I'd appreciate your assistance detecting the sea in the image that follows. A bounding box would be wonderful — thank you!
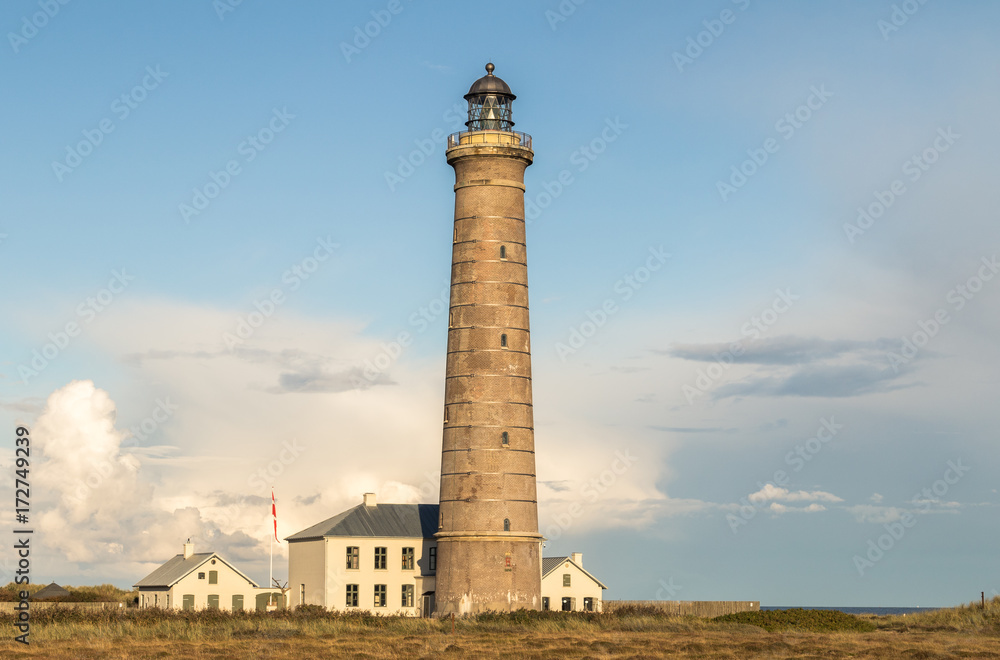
[762,606,943,616]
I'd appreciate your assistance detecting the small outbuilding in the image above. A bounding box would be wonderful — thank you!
[541,553,607,612]
[31,582,71,601]
[134,540,283,611]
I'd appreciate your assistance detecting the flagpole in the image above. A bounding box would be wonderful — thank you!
[270,486,274,606]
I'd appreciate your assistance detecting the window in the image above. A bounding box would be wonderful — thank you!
[501,431,509,445]
[429,547,437,571]
[562,597,572,611]
[207,594,219,610]
[346,584,358,607]
[500,333,507,347]
[584,597,594,612]
[374,584,387,608]
[299,584,305,606]
[154,594,158,607]
[542,597,550,611]
[182,594,194,611]
[208,570,218,585]
[375,546,387,570]
[197,572,205,580]
[346,546,359,570]
[402,584,414,608]
[233,594,244,611]
[444,406,449,423]
[500,245,506,259]
[166,594,170,609]
[503,518,510,532]
[563,574,571,587]
[402,547,415,570]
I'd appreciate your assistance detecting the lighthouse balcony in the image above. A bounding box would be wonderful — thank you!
[448,130,532,150]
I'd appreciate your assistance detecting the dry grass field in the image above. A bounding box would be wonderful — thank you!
[2,598,997,659]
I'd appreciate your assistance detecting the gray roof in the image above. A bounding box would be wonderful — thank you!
[542,556,608,589]
[32,582,70,600]
[133,552,259,589]
[286,503,439,542]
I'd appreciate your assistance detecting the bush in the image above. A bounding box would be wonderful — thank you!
[712,608,876,633]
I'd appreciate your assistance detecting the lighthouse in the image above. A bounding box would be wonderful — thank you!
[434,63,542,615]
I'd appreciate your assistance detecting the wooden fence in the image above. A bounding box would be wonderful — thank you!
[604,600,759,617]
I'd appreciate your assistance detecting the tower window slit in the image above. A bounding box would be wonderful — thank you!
[501,431,509,445]
[500,245,506,259]
[500,334,507,348]
[503,518,510,532]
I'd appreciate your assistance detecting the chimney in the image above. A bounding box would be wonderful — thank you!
[183,539,194,559]
[571,552,583,567]
[363,492,377,507]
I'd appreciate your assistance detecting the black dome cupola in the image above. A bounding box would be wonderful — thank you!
[464,62,516,131]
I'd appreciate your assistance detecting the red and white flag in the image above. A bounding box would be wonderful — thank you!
[271,489,279,542]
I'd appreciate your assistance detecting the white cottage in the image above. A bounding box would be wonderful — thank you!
[287,493,438,615]
[541,553,607,612]
[134,540,283,611]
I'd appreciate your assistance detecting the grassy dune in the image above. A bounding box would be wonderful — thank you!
[2,598,998,658]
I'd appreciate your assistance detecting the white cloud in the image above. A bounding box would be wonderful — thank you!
[748,484,843,504]
[768,502,826,515]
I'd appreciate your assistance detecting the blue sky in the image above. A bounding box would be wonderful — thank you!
[2,0,998,607]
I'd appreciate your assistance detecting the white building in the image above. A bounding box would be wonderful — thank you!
[134,540,283,611]
[541,553,607,612]
[286,493,438,615]
[287,494,609,616]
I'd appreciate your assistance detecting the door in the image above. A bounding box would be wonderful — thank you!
[232,595,244,611]
[421,593,435,618]
[207,594,219,609]
[182,595,194,611]
[561,597,572,611]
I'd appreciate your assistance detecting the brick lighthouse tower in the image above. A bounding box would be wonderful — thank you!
[435,63,541,615]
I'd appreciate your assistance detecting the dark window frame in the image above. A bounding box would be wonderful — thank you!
[374,546,387,570]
